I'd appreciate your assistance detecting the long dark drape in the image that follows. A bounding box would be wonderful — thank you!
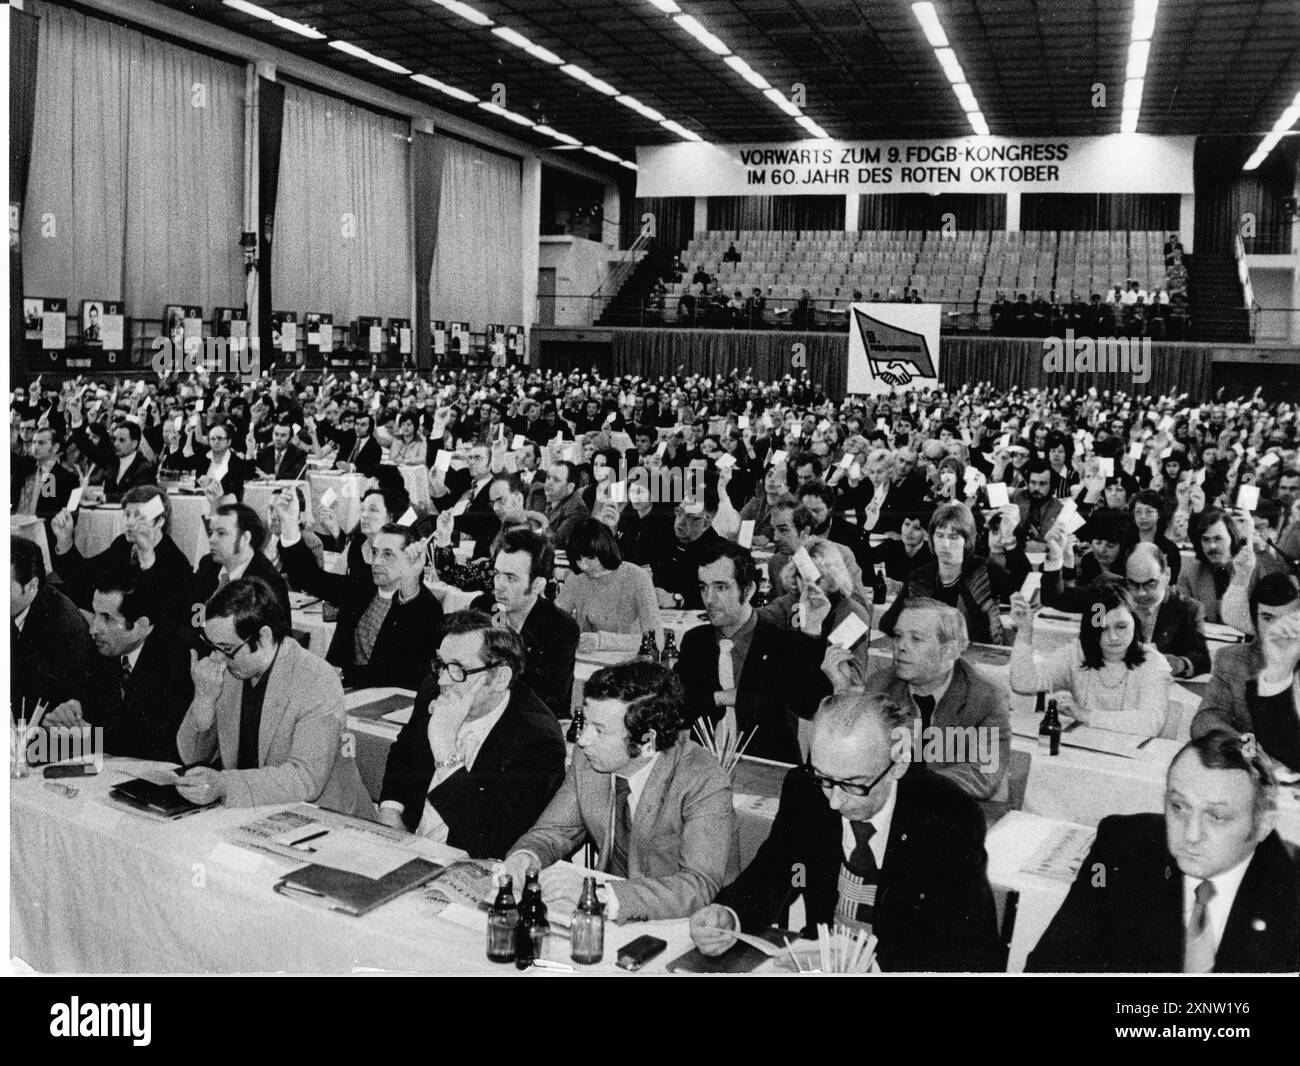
[257,77,285,368]
[1194,135,1298,256]
[858,193,1005,232]
[411,130,444,370]
[707,195,845,233]
[1020,193,1180,232]
[635,196,694,256]
[607,330,1213,401]
[10,8,40,379]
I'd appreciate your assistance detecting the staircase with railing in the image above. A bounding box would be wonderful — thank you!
[594,236,675,326]
[1187,238,1253,343]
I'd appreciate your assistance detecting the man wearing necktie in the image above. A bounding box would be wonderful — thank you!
[501,661,738,923]
[1029,730,1300,973]
[689,690,1002,971]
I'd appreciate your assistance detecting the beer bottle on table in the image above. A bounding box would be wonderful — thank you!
[570,877,606,965]
[486,875,517,963]
[871,563,887,605]
[659,630,679,670]
[514,868,549,970]
[638,631,660,662]
[1043,698,1062,757]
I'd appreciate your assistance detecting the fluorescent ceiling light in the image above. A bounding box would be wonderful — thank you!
[646,0,681,12]
[223,1,276,19]
[616,95,666,122]
[1272,102,1300,132]
[673,14,730,56]
[1123,78,1144,112]
[477,101,535,126]
[410,74,478,102]
[660,118,702,142]
[796,115,829,139]
[429,0,494,27]
[561,64,619,96]
[763,88,801,117]
[1120,109,1139,134]
[583,146,620,162]
[953,82,979,113]
[911,3,949,48]
[274,18,325,39]
[329,40,411,74]
[1126,40,1150,80]
[619,160,638,171]
[534,124,582,146]
[934,47,965,84]
[1131,0,1158,42]
[724,55,770,90]
[968,111,989,137]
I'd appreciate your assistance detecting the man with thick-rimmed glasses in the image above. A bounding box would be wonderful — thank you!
[688,689,1001,972]
[377,610,565,853]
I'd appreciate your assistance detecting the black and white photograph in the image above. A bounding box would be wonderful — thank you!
[6,0,1300,1031]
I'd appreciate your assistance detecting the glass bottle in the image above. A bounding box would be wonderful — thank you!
[659,630,679,670]
[872,562,888,605]
[1042,698,1062,756]
[514,868,549,970]
[638,630,660,662]
[486,875,517,963]
[569,877,606,965]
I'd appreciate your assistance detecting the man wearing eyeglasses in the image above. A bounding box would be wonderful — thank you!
[197,421,252,505]
[651,482,725,610]
[689,690,1001,972]
[1124,543,1210,680]
[174,576,374,817]
[376,611,565,853]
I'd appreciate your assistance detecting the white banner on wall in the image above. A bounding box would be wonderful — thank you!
[637,135,1195,197]
[847,303,942,396]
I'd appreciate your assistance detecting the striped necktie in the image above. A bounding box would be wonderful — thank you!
[1183,879,1217,973]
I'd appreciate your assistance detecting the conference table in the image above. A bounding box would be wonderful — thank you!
[72,494,211,567]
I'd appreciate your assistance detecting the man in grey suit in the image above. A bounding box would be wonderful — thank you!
[174,576,374,819]
[864,598,1011,803]
[500,661,738,922]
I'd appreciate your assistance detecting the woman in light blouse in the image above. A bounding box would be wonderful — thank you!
[1009,580,1174,738]
[556,518,663,653]
[387,411,428,467]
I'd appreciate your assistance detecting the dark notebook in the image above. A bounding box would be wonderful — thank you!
[348,694,417,721]
[666,930,797,974]
[273,858,443,917]
[109,777,208,820]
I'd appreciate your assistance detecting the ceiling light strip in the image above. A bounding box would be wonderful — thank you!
[1243,88,1300,170]
[912,4,987,137]
[1121,0,1158,133]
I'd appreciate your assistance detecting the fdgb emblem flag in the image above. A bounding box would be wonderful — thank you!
[847,303,942,395]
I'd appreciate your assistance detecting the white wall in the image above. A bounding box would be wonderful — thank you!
[1246,256,1297,342]
[538,235,619,326]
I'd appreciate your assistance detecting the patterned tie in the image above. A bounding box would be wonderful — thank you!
[1183,879,1217,973]
[217,569,231,588]
[837,821,879,933]
[608,777,632,878]
[120,655,133,703]
[717,638,736,691]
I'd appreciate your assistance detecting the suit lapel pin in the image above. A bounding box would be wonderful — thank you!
[1251,918,1266,932]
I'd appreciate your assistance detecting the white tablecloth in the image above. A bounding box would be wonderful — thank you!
[307,472,367,533]
[244,479,314,526]
[10,757,694,974]
[73,494,211,567]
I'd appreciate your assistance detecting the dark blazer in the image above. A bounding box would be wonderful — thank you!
[198,453,255,502]
[192,552,292,634]
[11,459,78,520]
[453,478,499,559]
[280,537,443,691]
[715,767,1003,972]
[11,583,97,716]
[82,623,194,763]
[1149,588,1211,679]
[255,442,309,480]
[101,452,155,501]
[652,527,726,609]
[1192,642,1299,773]
[341,435,382,477]
[53,533,196,631]
[675,616,831,765]
[1027,813,1300,973]
[469,593,580,719]
[380,678,566,854]
[880,556,1008,646]
[877,539,934,583]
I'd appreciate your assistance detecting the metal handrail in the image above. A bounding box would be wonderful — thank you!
[592,228,652,301]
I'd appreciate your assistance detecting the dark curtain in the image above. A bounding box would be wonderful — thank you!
[706,195,845,233]
[858,193,1004,232]
[10,8,40,380]
[1194,135,1297,256]
[411,130,444,370]
[1020,193,1180,232]
[611,328,850,399]
[635,195,694,258]
[607,330,1213,402]
[257,77,285,370]
[617,175,637,249]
